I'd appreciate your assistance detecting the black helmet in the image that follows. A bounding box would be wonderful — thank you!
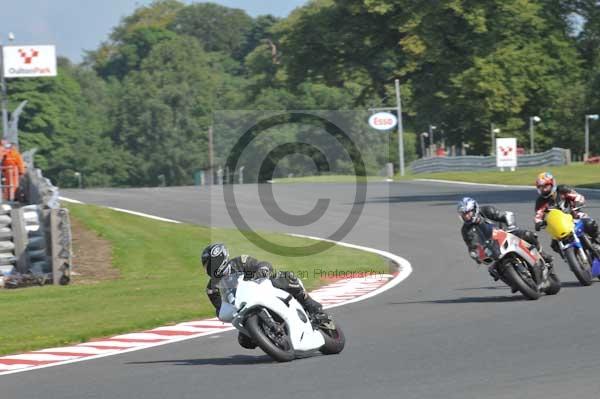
[201,243,231,278]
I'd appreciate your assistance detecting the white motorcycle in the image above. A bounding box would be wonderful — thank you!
[217,272,345,362]
[475,224,561,300]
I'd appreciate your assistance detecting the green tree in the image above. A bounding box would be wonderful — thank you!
[7,59,132,187]
[171,3,253,56]
[276,0,401,102]
[114,36,216,186]
[85,0,183,79]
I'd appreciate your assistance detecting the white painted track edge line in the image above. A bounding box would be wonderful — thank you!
[0,199,413,376]
[0,328,237,376]
[58,196,84,204]
[288,233,413,309]
[412,178,532,189]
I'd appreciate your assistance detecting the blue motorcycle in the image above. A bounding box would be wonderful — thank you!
[543,207,600,285]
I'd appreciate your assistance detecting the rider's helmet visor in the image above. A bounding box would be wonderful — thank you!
[460,210,475,223]
[537,183,553,195]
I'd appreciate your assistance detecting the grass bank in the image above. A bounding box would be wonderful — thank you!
[268,163,600,189]
[270,175,389,183]
[404,163,600,189]
[0,204,387,355]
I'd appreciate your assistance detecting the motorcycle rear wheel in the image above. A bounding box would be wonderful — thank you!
[564,247,592,286]
[544,272,561,296]
[319,322,345,355]
[246,312,295,362]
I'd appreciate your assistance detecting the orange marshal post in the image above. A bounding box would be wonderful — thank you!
[0,141,26,202]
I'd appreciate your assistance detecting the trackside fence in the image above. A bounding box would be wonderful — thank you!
[410,148,571,174]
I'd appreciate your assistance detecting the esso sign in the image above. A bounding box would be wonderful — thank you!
[368,112,397,131]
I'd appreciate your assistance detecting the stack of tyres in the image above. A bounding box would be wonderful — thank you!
[0,204,15,280]
[22,205,50,278]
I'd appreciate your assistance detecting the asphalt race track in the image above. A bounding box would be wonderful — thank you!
[4,181,600,399]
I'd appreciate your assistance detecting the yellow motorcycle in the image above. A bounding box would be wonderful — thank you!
[542,208,600,286]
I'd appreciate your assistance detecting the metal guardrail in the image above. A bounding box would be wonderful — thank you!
[410,148,571,174]
[22,168,60,209]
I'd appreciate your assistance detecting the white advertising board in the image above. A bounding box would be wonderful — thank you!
[496,137,517,168]
[3,45,57,78]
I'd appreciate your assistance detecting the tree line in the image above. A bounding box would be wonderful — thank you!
[7,0,600,187]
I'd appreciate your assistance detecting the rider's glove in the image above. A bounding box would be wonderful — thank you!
[469,250,481,264]
[255,266,271,278]
[535,221,545,232]
[504,211,516,230]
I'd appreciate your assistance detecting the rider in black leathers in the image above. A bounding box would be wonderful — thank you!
[458,198,553,283]
[201,243,323,349]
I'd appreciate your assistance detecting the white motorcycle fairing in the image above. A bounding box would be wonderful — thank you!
[478,229,542,267]
[479,229,548,289]
[218,276,325,352]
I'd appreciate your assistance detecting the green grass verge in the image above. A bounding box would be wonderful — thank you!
[0,204,387,356]
[268,163,600,189]
[404,163,600,189]
[270,175,389,183]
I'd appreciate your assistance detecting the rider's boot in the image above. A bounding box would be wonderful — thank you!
[488,267,500,281]
[550,240,563,258]
[495,271,518,293]
[295,292,323,316]
[590,233,600,251]
[540,250,554,265]
[238,332,257,349]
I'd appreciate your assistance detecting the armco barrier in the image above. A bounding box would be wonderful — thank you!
[410,148,570,174]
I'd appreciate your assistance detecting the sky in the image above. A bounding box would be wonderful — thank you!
[1,0,307,63]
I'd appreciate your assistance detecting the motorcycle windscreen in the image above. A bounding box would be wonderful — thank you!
[217,273,241,290]
[218,302,236,322]
[545,210,573,239]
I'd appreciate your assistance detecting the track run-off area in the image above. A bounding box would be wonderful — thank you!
[4,180,600,399]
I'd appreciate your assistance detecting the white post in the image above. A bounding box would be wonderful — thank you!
[529,117,534,155]
[491,123,495,156]
[0,40,8,139]
[529,116,540,155]
[585,114,599,161]
[429,125,436,156]
[395,79,405,176]
[208,125,214,185]
[420,132,428,158]
[585,115,589,162]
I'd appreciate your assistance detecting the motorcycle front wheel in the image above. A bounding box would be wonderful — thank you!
[246,312,295,362]
[564,246,592,286]
[502,262,540,300]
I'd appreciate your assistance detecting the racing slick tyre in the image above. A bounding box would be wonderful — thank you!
[246,312,295,362]
[319,322,345,355]
[544,272,561,296]
[564,247,592,286]
[503,262,540,300]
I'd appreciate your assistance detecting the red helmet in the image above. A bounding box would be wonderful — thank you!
[535,172,556,198]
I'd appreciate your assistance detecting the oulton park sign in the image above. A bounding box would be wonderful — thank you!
[2,45,57,78]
